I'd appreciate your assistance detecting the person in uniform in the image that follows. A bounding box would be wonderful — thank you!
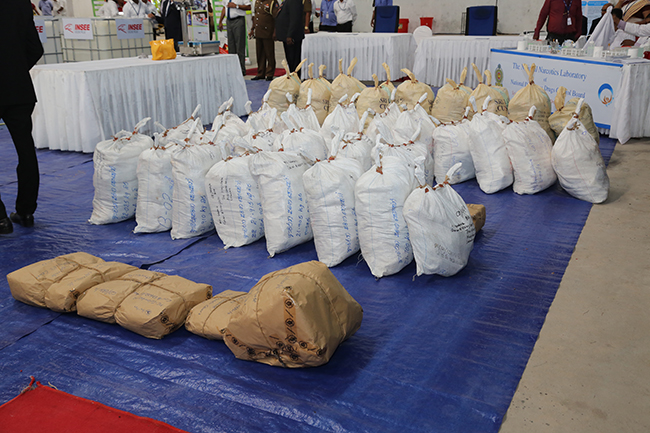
[250,0,276,80]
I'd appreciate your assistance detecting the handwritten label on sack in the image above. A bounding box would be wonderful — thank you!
[62,18,93,40]
[34,18,47,43]
[115,18,145,40]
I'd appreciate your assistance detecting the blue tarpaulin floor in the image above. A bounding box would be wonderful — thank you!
[0,90,616,432]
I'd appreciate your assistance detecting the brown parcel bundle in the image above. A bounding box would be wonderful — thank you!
[223,261,363,368]
[430,78,471,123]
[297,64,331,125]
[467,204,486,232]
[7,252,136,313]
[76,269,167,323]
[356,74,391,130]
[395,68,435,113]
[549,86,600,144]
[113,274,212,339]
[508,63,555,142]
[185,290,248,340]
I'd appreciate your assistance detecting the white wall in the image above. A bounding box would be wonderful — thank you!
[349,0,540,35]
[63,0,541,34]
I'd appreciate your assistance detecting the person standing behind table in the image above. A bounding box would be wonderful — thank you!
[219,0,252,76]
[274,0,304,73]
[0,0,45,234]
[154,0,183,50]
[370,0,392,30]
[333,0,356,32]
[123,0,156,18]
[533,0,583,44]
[318,0,337,32]
[51,0,66,16]
[303,0,312,33]
[589,3,614,35]
[249,0,276,80]
[38,0,53,16]
[97,0,125,17]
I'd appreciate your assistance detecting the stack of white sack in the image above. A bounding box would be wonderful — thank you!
[170,119,223,239]
[133,133,178,234]
[205,139,265,248]
[431,76,471,123]
[551,99,609,203]
[467,96,514,193]
[404,161,476,277]
[356,74,391,131]
[329,58,366,113]
[508,63,555,142]
[89,117,153,225]
[366,88,401,142]
[241,94,279,153]
[249,150,314,257]
[374,98,434,186]
[355,148,418,278]
[298,64,331,125]
[285,90,321,132]
[548,86,600,144]
[320,93,361,145]
[267,59,306,114]
[303,139,364,267]
[332,110,375,171]
[211,97,251,156]
[469,64,509,117]
[153,105,203,146]
[274,104,329,161]
[432,106,476,184]
[395,68,435,113]
[502,106,557,195]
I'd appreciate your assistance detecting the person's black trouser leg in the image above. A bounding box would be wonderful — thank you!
[283,38,302,73]
[0,103,39,216]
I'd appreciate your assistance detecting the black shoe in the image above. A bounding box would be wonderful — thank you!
[10,212,34,228]
[251,75,264,81]
[265,76,274,81]
[0,217,13,234]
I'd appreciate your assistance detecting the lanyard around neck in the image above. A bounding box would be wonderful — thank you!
[561,0,573,13]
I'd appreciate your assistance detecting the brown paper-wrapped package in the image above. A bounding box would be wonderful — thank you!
[114,275,212,339]
[223,261,363,368]
[467,204,486,232]
[185,290,248,340]
[76,270,167,323]
[7,252,136,312]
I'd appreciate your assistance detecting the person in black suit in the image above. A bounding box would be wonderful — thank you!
[589,3,614,35]
[273,0,304,72]
[0,0,44,234]
[155,0,183,50]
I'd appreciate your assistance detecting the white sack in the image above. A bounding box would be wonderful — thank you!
[551,99,609,203]
[502,106,557,195]
[468,96,514,194]
[205,152,265,248]
[133,138,177,233]
[403,162,476,276]
[320,94,360,145]
[170,120,223,239]
[303,156,364,267]
[432,107,476,184]
[274,110,329,161]
[332,111,375,171]
[89,117,153,225]
[249,151,313,257]
[355,154,417,278]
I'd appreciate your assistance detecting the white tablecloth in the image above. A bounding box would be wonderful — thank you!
[412,35,523,87]
[300,33,417,82]
[610,60,650,144]
[31,54,249,153]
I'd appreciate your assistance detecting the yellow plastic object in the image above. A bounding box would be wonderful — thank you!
[149,39,177,61]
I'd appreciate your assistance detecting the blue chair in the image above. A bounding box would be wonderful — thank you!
[374,6,400,33]
[465,6,498,36]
